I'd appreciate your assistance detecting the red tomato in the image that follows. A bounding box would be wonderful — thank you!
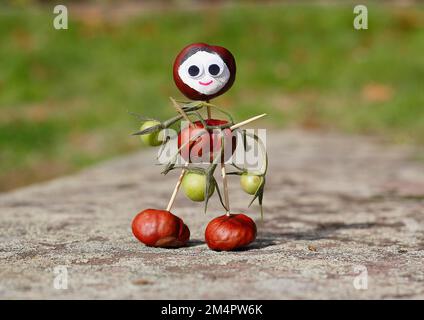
[177,119,236,163]
[205,213,256,251]
[132,209,190,248]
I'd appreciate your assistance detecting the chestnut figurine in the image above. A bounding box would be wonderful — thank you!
[132,209,190,248]
[205,214,257,251]
[131,43,267,253]
[173,43,236,101]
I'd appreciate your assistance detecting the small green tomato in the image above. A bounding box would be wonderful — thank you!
[240,173,263,195]
[182,172,215,202]
[139,120,163,147]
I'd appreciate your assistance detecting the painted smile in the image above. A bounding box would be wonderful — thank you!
[199,80,213,86]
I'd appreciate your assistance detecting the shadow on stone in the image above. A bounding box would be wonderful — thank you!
[186,239,204,247]
[234,238,278,251]
[262,222,381,241]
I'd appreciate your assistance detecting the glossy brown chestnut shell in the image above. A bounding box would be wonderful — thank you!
[178,119,236,163]
[205,213,257,251]
[173,42,236,101]
[132,209,190,248]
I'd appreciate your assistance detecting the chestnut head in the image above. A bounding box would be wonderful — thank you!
[173,43,236,101]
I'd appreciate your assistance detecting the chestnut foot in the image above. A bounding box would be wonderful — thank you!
[205,213,256,251]
[132,209,190,248]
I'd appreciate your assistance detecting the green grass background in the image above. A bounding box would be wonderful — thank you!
[0,2,423,191]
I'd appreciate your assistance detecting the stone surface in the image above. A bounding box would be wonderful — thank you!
[1,130,423,299]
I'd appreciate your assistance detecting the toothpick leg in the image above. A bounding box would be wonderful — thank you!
[166,163,188,212]
[221,162,230,215]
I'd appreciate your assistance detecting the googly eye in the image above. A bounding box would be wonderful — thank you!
[208,64,221,76]
[187,64,203,78]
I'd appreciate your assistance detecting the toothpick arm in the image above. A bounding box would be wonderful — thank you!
[230,113,267,130]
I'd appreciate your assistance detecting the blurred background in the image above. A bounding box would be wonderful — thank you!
[0,0,423,192]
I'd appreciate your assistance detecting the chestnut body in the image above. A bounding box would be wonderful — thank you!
[205,214,256,251]
[132,209,190,248]
[178,119,236,163]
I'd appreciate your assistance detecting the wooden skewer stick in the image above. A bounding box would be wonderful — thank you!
[221,162,230,215]
[166,163,188,212]
[166,98,194,212]
[170,97,193,125]
[230,113,267,131]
